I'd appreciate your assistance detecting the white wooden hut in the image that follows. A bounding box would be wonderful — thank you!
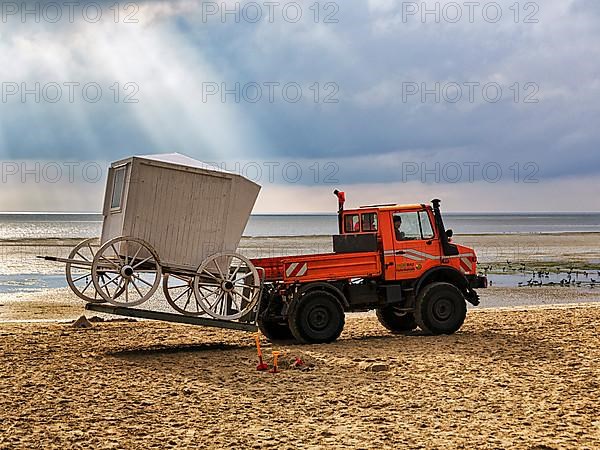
[100,153,261,272]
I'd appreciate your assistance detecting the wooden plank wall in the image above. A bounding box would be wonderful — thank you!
[124,162,232,270]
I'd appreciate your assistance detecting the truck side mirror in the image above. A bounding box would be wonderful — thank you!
[446,229,453,238]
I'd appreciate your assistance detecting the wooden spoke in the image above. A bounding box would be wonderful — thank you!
[71,273,89,283]
[99,255,119,270]
[113,278,125,300]
[131,278,144,298]
[172,288,189,303]
[133,274,153,288]
[230,264,242,279]
[80,278,93,294]
[133,256,153,269]
[182,290,193,311]
[233,289,252,304]
[200,269,220,281]
[75,250,90,262]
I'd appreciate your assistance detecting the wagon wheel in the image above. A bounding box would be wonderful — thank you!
[66,238,126,303]
[193,252,261,320]
[163,273,200,316]
[66,238,104,303]
[91,236,162,307]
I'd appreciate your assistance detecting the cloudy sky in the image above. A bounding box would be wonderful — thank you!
[0,0,599,212]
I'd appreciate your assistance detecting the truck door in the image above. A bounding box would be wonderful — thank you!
[390,210,441,280]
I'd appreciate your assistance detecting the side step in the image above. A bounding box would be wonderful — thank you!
[85,303,258,332]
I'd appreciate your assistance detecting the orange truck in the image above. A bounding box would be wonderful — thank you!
[252,195,487,343]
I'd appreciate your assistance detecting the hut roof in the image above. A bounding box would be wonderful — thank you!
[135,152,236,175]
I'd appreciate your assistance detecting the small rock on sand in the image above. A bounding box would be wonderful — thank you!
[370,363,389,372]
[88,316,105,323]
[358,361,389,372]
[71,316,93,329]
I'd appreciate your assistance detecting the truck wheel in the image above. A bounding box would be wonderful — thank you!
[415,282,466,335]
[258,318,294,342]
[288,290,345,344]
[376,306,417,333]
[257,290,295,342]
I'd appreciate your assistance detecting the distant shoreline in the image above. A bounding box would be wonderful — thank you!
[1,211,600,215]
[1,230,600,245]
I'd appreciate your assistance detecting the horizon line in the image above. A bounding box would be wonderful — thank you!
[0,211,599,215]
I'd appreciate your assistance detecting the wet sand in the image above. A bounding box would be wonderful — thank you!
[1,305,599,449]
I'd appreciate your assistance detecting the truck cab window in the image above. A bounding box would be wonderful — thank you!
[393,212,421,240]
[344,214,360,233]
[361,213,378,232]
[418,211,435,239]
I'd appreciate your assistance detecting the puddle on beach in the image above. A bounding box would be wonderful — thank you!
[0,274,67,294]
[0,270,599,296]
[486,270,600,289]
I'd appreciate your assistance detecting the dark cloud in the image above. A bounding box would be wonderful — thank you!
[0,0,599,186]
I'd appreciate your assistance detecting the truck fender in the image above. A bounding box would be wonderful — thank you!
[297,282,350,309]
[414,266,478,306]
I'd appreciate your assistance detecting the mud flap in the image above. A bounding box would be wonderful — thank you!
[465,288,480,306]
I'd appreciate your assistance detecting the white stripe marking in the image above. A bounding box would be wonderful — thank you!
[296,263,308,277]
[404,249,438,259]
[446,253,474,259]
[403,254,424,261]
[285,263,299,277]
[460,257,473,271]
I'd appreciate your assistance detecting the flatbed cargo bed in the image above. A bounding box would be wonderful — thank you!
[252,251,382,283]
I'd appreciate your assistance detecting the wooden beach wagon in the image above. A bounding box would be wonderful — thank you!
[43,153,263,329]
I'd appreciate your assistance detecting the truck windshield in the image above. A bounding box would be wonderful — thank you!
[393,211,433,240]
[419,211,434,239]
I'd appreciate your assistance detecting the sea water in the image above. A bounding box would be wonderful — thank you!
[1,212,599,240]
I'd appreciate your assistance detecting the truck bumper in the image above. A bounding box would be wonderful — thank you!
[468,275,488,289]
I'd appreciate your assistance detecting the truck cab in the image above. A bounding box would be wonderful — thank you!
[338,201,481,290]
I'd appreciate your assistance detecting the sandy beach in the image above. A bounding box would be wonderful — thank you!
[1,304,599,449]
[1,232,600,448]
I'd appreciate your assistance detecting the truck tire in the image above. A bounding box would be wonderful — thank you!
[376,306,417,333]
[256,289,294,342]
[415,282,466,335]
[257,318,294,342]
[288,290,345,344]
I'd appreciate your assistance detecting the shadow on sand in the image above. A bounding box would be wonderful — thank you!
[109,341,251,358]
[108,326,558,363]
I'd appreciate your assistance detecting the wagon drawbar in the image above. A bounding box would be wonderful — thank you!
[83,304,259,332]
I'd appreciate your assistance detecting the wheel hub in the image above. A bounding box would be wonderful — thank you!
[121,265,134,278]
[307,306,329,331]
[433,298,453,321]
[222,280,235,292]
